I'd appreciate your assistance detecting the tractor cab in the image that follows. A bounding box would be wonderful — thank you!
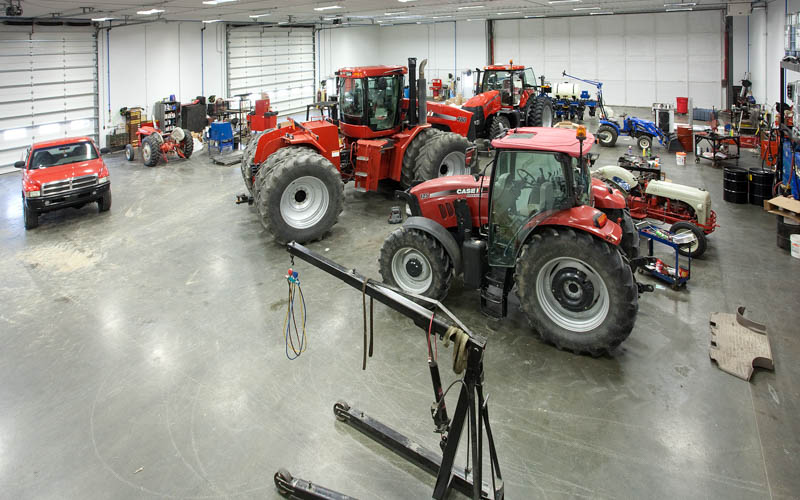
[336,65,406,139]
[488,127,594,266]
[478,64,538,107]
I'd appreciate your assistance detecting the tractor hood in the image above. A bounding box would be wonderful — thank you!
[644,180,712,224]
[592,165,639,190]
[462,90,501,109]
[409,174,490,229]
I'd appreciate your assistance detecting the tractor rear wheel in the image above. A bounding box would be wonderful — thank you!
[414,132,472,182]
[488,115,510,139]
[527,96,554,127]
[595,125,618,147]
[401,128,441,188]
[670,221,707,258]
[379,227,453,303]
[515,227,638,356]
[255,148,344,244]
[141,135,162,167]
[180,128,194,158]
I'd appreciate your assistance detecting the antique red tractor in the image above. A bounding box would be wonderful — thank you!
[239,57,476,244]
[593,159,718,258]
[456,62,554,139]
[379,126,640,356]
[124,124,194,167]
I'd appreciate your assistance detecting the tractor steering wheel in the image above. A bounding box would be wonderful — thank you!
[517,169,539,189]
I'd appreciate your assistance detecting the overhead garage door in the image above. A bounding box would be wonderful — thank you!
[227,26,315,117]
[0,26,99,173]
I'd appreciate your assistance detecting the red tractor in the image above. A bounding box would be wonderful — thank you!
[124,124,194,167]
[379,126,641,356]
[239,58,476,244]
[458,62,555,140]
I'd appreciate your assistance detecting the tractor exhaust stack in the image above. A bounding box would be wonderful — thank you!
[407,57,418,126]
[417,59,428,125]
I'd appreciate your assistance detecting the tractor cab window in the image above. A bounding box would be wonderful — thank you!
[339,77,365,124]
[573,156,592,206]
[488,149,571,267]
[484,71,522,106]
[366,74,401,131]
[522,68,537,88]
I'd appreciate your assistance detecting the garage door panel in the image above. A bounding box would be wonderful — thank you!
[688,33,720,56]
[626,82,655,107]
[689,82,719,108]
[656,35,687,57]
[657,81,688,103]
[689,56,720,82]
[656,59,688,80]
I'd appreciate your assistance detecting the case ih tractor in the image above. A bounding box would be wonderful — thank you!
[239,58,476,244]
[458,62,554,139]
[379,126,640,356]
[593,162,718,258]
[124,124,194,167]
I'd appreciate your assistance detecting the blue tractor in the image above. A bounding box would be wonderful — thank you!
[561,71,674,151]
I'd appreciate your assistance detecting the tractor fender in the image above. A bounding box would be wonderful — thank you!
[402,216,462,275]
[591,178,627,209]
[599,119,621,135]
[537,205,623,247]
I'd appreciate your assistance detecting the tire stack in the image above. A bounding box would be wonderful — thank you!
[722,167,748,204]
[777,215,800,250]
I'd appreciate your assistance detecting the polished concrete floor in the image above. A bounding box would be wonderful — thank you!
[1,116,799,499]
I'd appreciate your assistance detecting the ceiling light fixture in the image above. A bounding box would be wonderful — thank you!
[385,11,406,15]
[202,19,222,23]
[313,5,341,11]
[548,0,580,4]
[398,0,416,2]
[249,13,271,18]
[573,6,600,10]
[589,10,613,15]
[496,11,520,15]
[666,7,692,11]
[458,5,484,10]
[202,0,236,4]
[431,15,452,19]
[137,8,165,15]
[525,14,546,18]
[664,2,696,6]
[466,18,484,21]
[91,17,114,21]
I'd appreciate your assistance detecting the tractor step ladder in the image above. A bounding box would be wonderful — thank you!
[480,270,509,319]
[354,139,392,192]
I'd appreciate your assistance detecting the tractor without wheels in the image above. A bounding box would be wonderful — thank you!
[124,124,194,167]
[379,126,640,356]
[593,161,718,258]
[239,58,476,244]
[457,62,554,140]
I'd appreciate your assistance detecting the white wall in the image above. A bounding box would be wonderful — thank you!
[97,21,225,146]
[495,11,724,108]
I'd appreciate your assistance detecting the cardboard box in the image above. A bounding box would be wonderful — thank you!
[764,196,800,223]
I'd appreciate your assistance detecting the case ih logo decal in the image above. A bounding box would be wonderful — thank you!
[456,188,481,195]
[424,187,489,199]
[427,111,468,123]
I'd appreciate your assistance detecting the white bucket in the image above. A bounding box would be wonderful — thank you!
[791,234,800,259]
[676,152,687,166]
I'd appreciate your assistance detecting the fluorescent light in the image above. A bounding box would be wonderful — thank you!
[496,11,520,15]
[466,18,484,21]
[525,14,546,18]
[202,19,222,23]
[666,7,692,11]
[458,5,484,10]
[3,128,27,140]
[573,6,600,10]
[385,11,406,15]
[548,0,580,4]
[432,15,453,19]
[202,0,236,4]
[137,8,164,15]
[398,0,416,2]
[665,2,696,5]
[589,10,613,15]
[323,16,340,20]
[249,13,271,18]
[91,17,114,21]
[278,21,289,24]
[313,5,341,11]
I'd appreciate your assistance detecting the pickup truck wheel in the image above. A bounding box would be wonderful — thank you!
[142,135,162,167]
[125,144,135,161]
[98,192,112,212]
[23,200,39,229]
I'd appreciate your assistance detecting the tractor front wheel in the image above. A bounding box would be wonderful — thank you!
[527,96,554,127]
[515,227,638,356]
[595,125,618,147]
[255,148,344,244]
[637,134,653,151]
[379,227,453,303]
[488,115,510,139]
[141,135,162,167]
[670,221,707,258]
[415,132,473,182]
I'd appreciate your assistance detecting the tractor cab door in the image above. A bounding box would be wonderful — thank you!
[482,70,521,107]
[338,74,403,132]
[487,146,574,267]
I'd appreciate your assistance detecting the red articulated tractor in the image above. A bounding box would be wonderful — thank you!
[458,62,555,140]
[239,58,476,244]
[379,126,642,356]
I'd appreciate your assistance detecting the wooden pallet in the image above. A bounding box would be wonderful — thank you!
[764,196,800,224]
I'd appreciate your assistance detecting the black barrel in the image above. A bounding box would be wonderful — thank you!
[723,167,748,203]
[777,215,800,250]
[748,168,773,206]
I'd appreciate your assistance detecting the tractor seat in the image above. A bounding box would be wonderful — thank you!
[524,181,554,212]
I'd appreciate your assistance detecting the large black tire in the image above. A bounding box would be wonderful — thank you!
[596,125,618,147]
[604,208,639,260]
[253,145,308,207]
[527,96,554,127]
[414,132,473,182]
[670,221,707,258]
[255,148,344,244]
[240,130,272,196]
[141,134,162,167]
[515,227,638,356]
[180,129,193,158]
[488,115,510,139]
[23,199,38,230]
[401,128,441,188]
[98,191,112,212]
[379,227,453,303]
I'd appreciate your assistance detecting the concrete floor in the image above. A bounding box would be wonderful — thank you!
[1,114,799,499]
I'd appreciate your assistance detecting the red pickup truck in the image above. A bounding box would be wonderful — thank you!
[15,137,112,229]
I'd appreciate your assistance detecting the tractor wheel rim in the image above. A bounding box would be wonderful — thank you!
[674,228,699,252]
[541,106,553,127]
[279,175,330,230]
[536,256,610,333]
[438,151,467,176]
[391,248,432,294]
[143,143,151,162]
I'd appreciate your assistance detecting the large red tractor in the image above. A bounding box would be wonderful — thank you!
[240,58,476,244]
[458,62,555,140]
[379,126,640,356]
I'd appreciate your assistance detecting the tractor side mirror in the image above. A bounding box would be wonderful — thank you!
[100,147,111,155]
[14,160,25,169]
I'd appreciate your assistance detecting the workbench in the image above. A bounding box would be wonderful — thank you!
[694,131,740,167]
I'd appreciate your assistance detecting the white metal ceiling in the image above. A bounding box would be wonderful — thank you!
[4,0,733,25]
